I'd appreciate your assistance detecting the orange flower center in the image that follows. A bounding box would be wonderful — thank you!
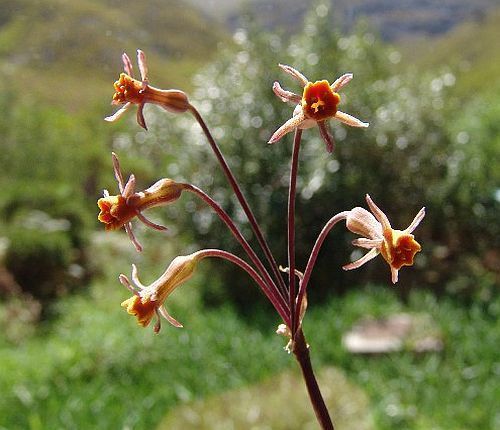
[112,73,145,105]
[302,80,341,121]
[381,230,422,270]
[97,195,137,230]
[121,295,157,327]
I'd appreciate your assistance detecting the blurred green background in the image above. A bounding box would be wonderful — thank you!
[0,0,498,429]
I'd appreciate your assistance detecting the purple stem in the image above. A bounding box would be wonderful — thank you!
[185,184,290,324]
[295,212,349,319]
[196,249,290,323]
[189,105,288,296]
[287,129,302,333]
[293,328,334,430]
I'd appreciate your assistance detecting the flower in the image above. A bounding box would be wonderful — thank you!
[269,64,369,152]
[119,252,203,333]
[343,194,425,283]
[105,50,190,129]
[97,152,186,251]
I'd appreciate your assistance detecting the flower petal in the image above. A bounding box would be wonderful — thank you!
[268,110,307,144]
[136,212,168,231]
[318,121,335,153]
[122,53,134,76]
[137,49,148,82]
[334,110,369,128]
[136,103,148,130]
[122,174,136,198]
[272,81,302,104]
[346,207,383,240]
[131,264,146,289]
[112,152,125,193]
[365,194,392,231]
[278,64,309,87]
[104,102,132,123]
[343,248,380,271]
[352,238,383,249]
[331,73,353,92]
[125,222,143,252]
[159,305,183,328]
[391,266,399,284]
[405,207,426,234]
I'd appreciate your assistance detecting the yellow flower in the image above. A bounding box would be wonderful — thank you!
[97,152,186,251]
[343,194,425,283]
[119,252,203,333]
[105,50,190,129]
[269,64,369,152]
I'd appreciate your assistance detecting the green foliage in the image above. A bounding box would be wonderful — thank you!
[5,228,73,302]
[0,273,497,429]
[0,0,228,109]
[0,92,115,307]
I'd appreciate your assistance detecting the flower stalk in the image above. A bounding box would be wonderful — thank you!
[101,50,426,430]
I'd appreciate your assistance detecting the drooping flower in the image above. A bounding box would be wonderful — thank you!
[269,64,369,152]
[343,194,425,283]
[105,50,190,129]
[119,252,203,333]
[97,152,186,251]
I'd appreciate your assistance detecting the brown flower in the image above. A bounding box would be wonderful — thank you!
[105,50,190,129]
[269,64,369,152]
[343,194,425,283]
[97,153,186,251]
[120,252,203,333]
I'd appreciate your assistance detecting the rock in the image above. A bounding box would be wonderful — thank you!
[342,313,443,354]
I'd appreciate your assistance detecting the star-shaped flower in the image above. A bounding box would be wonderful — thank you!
[97,153,186,251]
[120,252,202,333]
[269,64,369,152]
[343,194,425,283]
[105,50,190,129]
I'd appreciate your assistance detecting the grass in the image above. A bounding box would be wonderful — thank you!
[0,243,498,429]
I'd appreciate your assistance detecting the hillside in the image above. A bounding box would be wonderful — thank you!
[398,6,500,95]
[0,0,227,109]
[191,0,498,41]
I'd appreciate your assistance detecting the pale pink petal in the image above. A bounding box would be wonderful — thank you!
[137,49,148,82]
[334,111,369,128]
[318,121,335,153]
[122,174,136,198]
[159,305,183,328]
[343,248,379,271]
[278,64,309,87]
[405,207,426,234]
[136,212,168,231]
[136,103,147,130]
[105,103,132,123]
[352,238,383,249]
[111,152,125,193]
[365,194,392,231]
[331,73,353,92]
[346,207,383,240]
[272,81,301,104]
[125,222,143,252]
[122,53,133,76]
[131,264,146,289]
[119,274,137,294]
[391,267,399,284]
[153,310,162,334]
[268,111,307,144]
